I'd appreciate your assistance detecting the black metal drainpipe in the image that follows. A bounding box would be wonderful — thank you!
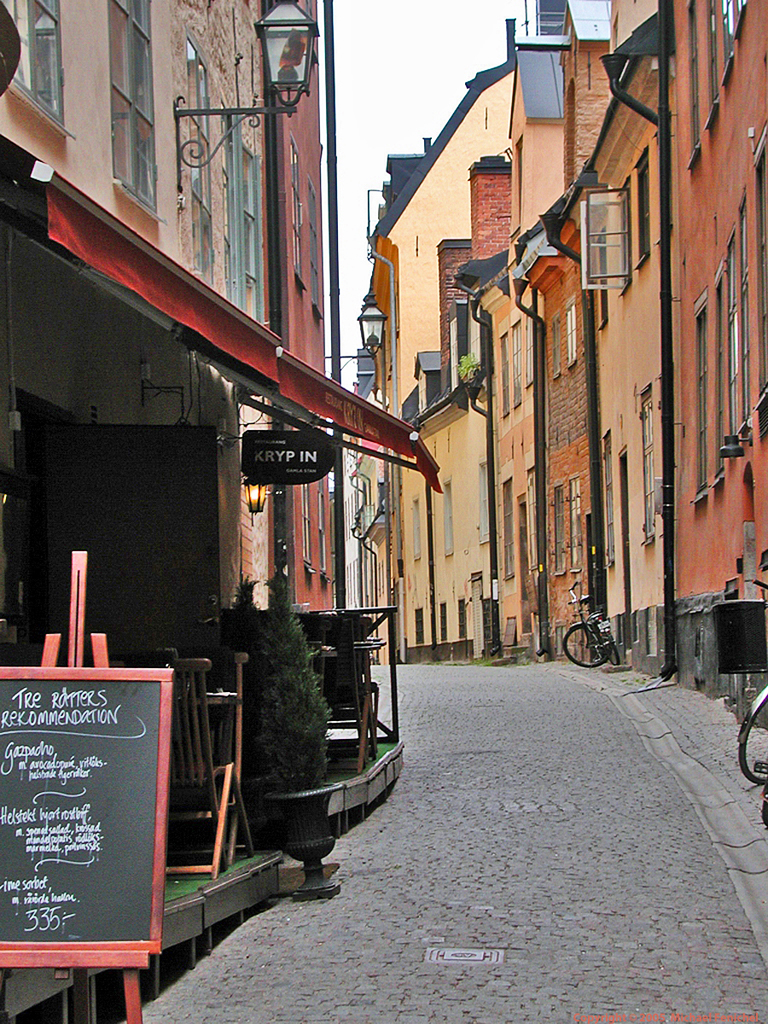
[513,280,551,658]
[601,7,677,682]
[426,483,438,651]
[539,216,607,617]
[457,283,502,657]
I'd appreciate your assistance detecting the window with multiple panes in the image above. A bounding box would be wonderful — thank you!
[458,598,467,639]
[726,234,740,432]
[503,478,515,578]
[554,484,566,573]
[317,477,326,573]
[637,151,651,263]
[525,318,534,387]
[527,469,537,569]
[568,477,582,568]
[415,607,424,647]
[604,434,615,564]
[566,301,578,365]
[440,603,447,643]
[110,0,155,208]
[696,302,709,488]
[187,38,212,281]
[290,137,302,278]
[443,480,453,556]
[552,312,561,376]
[758,150,768,388]
[512,322,522,407]
[412,497,421,559]
[641,389,655,538]
[302,484,312,564]
[740,199,750,422]
[500,333,510,416]
[689,0,701,152]
[722,0,738,63]
[3,0,62,119]
[479,463,489,543]
[708,0,719,109]
[224,130,265,321]
[308,178,319,308]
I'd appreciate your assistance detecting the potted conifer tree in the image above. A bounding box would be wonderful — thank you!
[260,574,341,900]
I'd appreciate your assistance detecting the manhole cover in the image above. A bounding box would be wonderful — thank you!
[425,948,505,964]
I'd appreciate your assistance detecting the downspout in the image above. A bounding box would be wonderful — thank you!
[601,20,677,682]
[540,212,607,616]
[513,279,551,658]
[426,483,438,651]
[369,246,406,663]
[457,282,501,656]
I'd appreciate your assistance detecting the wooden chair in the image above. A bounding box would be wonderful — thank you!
[167,658,253,881]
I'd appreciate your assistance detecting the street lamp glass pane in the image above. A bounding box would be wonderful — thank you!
[264,26,310,88]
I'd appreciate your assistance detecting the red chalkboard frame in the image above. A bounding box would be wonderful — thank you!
[0,666,173,969]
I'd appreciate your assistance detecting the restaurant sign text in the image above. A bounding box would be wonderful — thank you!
[241,429,336,484]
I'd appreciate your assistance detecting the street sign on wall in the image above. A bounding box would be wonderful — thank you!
[241,429,336,484]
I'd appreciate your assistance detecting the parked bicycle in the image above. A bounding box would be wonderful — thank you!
[562,584,621,668]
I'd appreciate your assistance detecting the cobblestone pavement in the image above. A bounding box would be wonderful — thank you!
[141,663,768,1023]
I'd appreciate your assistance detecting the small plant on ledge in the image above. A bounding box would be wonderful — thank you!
[458,352,482,383]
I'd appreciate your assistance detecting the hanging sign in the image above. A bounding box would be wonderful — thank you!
[242,429,335,484]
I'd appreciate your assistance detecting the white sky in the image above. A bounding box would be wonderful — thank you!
[323,0,529,387]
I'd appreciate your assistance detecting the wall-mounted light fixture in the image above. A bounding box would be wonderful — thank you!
[244,480,269,514]
[174,0,319,192]
[720,432,753,459]
[357,291,387,355]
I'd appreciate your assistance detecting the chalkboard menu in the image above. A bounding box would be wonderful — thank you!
[0,667,173,967]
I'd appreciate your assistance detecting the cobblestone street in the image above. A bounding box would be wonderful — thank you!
[141,664,768,1023]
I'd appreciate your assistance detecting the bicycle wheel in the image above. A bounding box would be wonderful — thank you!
[563,622,610,668]
[608,640,621,666]
[738,688,768,784]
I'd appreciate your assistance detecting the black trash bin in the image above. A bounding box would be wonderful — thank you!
[713,600,768,673]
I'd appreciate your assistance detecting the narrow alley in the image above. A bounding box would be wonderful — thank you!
[139,664,768,1022]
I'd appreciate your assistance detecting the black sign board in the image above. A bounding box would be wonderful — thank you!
[0,668,173,967]
[242,429,336,484]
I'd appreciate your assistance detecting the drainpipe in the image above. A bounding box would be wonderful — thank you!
[369,246,406,663]
[457,282,501,657]
[514,279,551,658]
[600,9,677,682]
[540,212,607,616]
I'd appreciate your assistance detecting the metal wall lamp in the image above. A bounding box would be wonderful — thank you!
[720,432,753,459]
[244,480,269,514]
[357,291,386,355]
[174,0,319,192]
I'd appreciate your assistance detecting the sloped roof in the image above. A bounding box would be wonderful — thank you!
[415,351,441,376]
[456,249,509,291]
[518,48,564,119]
[567,0,611,40]
[374,28,516,239]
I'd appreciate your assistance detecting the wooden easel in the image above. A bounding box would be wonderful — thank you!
[45,553,143,1024]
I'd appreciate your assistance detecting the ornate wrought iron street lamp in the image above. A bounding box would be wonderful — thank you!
[174,0,319,192]
[357,292,386,355]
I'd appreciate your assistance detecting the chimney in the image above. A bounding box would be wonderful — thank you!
[469,156,512,260]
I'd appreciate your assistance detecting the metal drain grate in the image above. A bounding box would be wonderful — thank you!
[425,948,505,964]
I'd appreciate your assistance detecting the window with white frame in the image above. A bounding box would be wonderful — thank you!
[224,130,265,321]
[109,0,155,208]
[708,0,719,108]
[689,0,701,153]
[302,484,312,564]
[641,389,655,538]
[443,480,453,556]
[3,0,62,120]
[525,317,534,387]
[582,188,630,289]
[187,37,212,281]
[479,463,489,543]
[569,476,582,568]
[716,275,725,465]
[603,434,615,564]
[552,312,561,377]
[740,198,750,423]
[554,484,565,573]
[412,497,421,559]
[726,233,740,432]
[501,332,510,416]
[758,149,768,389]
[317,477,326,573]
[722,0,739,62]
[290,137,302,278]
[527,469,537,569]
[566,301,578,365]
[503,478,514,578]
[696,302,709,489]
[636,152,650,264]
[308,178,319,308]
[512,322,522,407]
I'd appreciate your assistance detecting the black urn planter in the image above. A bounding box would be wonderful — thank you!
[267,784,342,901]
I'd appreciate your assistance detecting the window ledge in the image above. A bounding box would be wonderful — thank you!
[320,570,331,584]
[704,98,719,131]
[294,271,305,292]
[687,140,702,170]
[311,301,323,321]
[635,251,650,272]
[734,3,746,39]
[303,560,316,575]
[642,532,656,546]
[112,180,165,223]
[692,484,709,504]
[713,466,725,487]
[7,83,72,138]
[721,54,734,89]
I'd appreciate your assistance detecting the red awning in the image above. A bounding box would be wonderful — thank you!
[46,180,440,491]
